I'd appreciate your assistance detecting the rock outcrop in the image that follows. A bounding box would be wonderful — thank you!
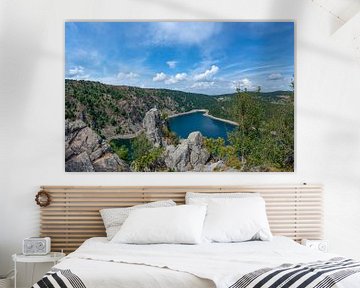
[164,143,190,172]
[188,132,210,170]
[66,152,95,172]
[164,131,210,172]
[143,108,164,147]
[65,120,130,172]
[205,160,226,172]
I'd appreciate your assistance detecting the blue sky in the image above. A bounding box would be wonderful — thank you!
[65,22,294,95]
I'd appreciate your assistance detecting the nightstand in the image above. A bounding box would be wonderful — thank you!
[301,239,328,252]
[12,252,65,288]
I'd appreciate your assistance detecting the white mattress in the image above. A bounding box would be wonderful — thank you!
[56,237,214,288]
[56,258,214,288]
[53,236,360,288]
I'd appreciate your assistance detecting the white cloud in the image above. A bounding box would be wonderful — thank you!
[166,60,177,68]
[153,72,187,84]
[193,65,219,81]
[231,78,257,91]
[68,66,84,76]
[150,22,221,45]
[117,72,139,79]
[165,73,187,84]
[268,73,283,80]
[241,78,252,88]
[153,72,167,82]
[66,66,90,79]
[191,81,215,89]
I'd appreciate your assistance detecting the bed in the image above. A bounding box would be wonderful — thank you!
[33,236,360,288]
[33,185,360,288]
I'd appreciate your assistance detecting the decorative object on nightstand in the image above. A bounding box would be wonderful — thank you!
[12,252,65,288]
[301,239,328,252]
[23,237,51,255]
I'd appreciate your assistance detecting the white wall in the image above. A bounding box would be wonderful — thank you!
[1,0,360,286]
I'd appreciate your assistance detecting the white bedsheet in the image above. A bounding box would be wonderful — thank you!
[54,237,360,288]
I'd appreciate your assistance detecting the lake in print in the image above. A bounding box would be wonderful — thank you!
[167,112,237,141]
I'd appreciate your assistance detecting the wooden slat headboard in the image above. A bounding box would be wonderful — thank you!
[39,184,323,253]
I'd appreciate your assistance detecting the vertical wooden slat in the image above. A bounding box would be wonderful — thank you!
[39,184,323,253]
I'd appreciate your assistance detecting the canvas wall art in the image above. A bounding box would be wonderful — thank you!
[65,21,294,172]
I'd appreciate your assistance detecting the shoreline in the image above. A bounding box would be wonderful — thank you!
[168,109,239,126]
[108,129,144,140]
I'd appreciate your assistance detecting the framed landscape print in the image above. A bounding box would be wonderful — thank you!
[65,21,294,172]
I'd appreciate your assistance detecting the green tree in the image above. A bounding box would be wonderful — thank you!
[110,142,130,162]
[131,147,164,172]
[228,86,294,171]
[132,133,153,160]
[130,133,165,171]
[230,88,264,164]
[203,137,242,169]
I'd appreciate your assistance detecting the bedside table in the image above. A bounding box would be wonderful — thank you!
[12,252,65,288]
[301,239,328,252]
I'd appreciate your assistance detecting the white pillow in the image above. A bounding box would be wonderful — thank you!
[111,205,207,244]
[202,197,272,243]
[186,192,259,205]
[100,200,176,240]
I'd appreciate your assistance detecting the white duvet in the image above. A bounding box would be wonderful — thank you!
[54,237,360,288]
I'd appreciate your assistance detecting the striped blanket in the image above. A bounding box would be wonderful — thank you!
[32,268,86,288]
[230,258,360,288]
[32,258,360,288]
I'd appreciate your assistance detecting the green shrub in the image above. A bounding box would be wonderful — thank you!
[204,137,242,169]
[132,133,153,160]
[161,124,179,145]
[131,147,164,172]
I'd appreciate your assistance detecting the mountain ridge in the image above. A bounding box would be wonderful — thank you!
[65,79,293,140]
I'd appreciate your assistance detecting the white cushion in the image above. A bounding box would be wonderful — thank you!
[186,192,259,205]
[202,197,272,243]
[111,205,207,244]
[100,200,176,240]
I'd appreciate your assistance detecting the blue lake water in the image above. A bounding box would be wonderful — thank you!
[167,112,237,141]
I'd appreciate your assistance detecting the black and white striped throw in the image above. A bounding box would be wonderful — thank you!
[229,257,360,288]
[32,268,86,288]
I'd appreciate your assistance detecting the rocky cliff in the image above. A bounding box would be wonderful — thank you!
[164,132,210,172]
[65,120,130,172]
[142,109,228,172]
[65,109,236,172]
[142,108,164,147]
